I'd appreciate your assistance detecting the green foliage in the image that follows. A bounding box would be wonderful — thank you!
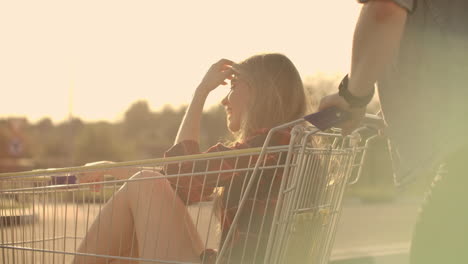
[74,122,125,164]
[0,100,231,171]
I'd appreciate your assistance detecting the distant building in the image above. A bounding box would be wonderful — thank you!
[0,118,34,173]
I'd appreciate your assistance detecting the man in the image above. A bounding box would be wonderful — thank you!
[319,0,468,263]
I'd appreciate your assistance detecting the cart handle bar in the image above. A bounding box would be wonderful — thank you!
[304,107,351,131]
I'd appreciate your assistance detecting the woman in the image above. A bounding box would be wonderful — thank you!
[73,53,307,264]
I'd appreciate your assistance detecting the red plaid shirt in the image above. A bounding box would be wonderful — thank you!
[164,128,291,263]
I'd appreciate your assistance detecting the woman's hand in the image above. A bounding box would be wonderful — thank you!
[197,59,235,95]
[174,59,235,144]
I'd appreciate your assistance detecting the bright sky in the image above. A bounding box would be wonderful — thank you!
[0,1,361,123]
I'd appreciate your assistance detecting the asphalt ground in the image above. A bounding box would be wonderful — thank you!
[0,197,422,263]
[330,198,421,264]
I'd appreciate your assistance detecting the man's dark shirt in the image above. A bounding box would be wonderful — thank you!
[359,0,468,185]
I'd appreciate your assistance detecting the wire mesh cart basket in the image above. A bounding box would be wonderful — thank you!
[0,109,376,264]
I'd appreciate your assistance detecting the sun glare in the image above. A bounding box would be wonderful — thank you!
[0,1,361,122]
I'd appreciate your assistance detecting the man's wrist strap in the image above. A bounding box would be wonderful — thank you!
[338,74,374,108]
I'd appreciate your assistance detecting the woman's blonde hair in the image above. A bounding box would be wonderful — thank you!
[232,53,306,142]
[214,54,307,229]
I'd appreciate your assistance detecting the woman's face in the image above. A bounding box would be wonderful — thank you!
[221,76,250,132]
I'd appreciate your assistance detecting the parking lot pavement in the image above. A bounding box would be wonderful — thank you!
[1,196,422,263]
[330,197,422,264]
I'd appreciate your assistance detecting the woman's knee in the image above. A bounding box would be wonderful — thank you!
[127,170,172,194]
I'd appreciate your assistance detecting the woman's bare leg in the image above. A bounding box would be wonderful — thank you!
[126,171,204,263]
[73,170,203,264]
[73,179,139,264]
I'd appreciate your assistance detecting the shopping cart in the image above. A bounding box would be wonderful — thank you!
[0,108,379,264]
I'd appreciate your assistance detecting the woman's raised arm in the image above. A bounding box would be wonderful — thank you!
[174,59,235,144]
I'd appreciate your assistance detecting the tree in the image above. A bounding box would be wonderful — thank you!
[123,100,154,137]
[74,122,124,164]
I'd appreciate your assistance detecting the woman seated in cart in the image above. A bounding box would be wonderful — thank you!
[73,53,308,264]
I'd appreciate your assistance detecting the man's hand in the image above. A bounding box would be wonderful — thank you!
[318,92,366,135]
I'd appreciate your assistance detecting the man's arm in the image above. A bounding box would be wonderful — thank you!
[319,0,408,134]
[349,0,408,97]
